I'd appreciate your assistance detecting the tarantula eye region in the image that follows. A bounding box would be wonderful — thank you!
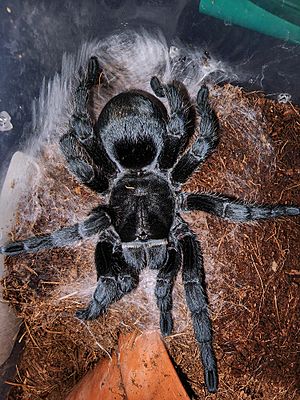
[114,136,157,169]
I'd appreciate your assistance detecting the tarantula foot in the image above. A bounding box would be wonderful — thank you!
[82,56,101,88]
[201,342,218,392]
[196,85,209,114]
[160,312,173,336]
[75,301,105,321]
[205,368,218,393]
[150,76,165,97]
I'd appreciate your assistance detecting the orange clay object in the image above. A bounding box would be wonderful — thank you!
[118,330,190,400]
[66,352,125,400]
[66,330,190,400]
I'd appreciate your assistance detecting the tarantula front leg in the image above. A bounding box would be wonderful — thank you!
[181,192,300,221]
[0,208,111,256]
[60,57,116,192]
[177,222,218,393]
[155,247,181,336]
[69,56,102,150]
[76,241,139,320]
[60,133,110,193]
[150,76,195,169]
[171,85,219,184]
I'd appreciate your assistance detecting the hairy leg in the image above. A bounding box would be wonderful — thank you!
[150,76,195,169]
[0,208,111,256]
[60,57,116,192]
[75,241,139,320]
[178,223,218,393]
[171,85,219,184]
[181,192,300,221]
[60,133,110,192]
[155,247,181,336]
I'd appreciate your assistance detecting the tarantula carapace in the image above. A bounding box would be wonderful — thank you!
[1,57,299,393]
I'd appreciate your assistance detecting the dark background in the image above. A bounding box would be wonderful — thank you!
[1,0,299,182]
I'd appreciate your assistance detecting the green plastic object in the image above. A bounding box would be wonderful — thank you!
[199,0,300,44]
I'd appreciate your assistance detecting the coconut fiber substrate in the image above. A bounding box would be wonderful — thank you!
[2,84,300,400]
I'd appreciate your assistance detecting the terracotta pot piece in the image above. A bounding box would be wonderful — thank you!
[67,330,190,400]
[118,330,190,400]
[66,352,125,400]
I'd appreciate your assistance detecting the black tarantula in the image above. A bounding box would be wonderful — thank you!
[1,56,300,393]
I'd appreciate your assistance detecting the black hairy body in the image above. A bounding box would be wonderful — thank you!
[1,57,299,394]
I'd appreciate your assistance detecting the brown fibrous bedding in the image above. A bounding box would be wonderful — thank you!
[2,83,300,400]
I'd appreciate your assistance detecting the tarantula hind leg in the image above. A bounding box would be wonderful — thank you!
[180,228,218,393]
[155,247,181,336]
[75,241,139,320]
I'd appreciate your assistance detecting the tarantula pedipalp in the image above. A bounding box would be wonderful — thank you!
[1,56,299,393]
